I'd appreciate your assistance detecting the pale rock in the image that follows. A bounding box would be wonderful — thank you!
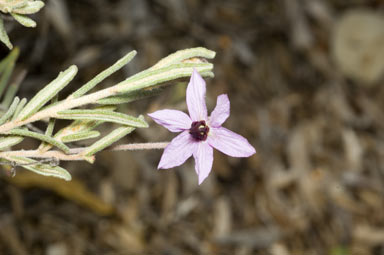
[332,9,384,84]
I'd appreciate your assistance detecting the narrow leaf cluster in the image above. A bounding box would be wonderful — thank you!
[0,0,45,49]
[0,47,216,181]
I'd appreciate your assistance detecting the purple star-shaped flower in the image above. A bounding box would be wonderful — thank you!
[148,69,256,184]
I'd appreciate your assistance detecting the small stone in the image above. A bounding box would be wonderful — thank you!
[331,9,384,84]
[46,242,68,255]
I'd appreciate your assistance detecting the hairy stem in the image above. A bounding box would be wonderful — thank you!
[0,142,169,161]
[110,142,169,151]
[0,150,91,161]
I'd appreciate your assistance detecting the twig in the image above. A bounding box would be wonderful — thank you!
[0,142,169,161]
[0,150,90,161]
[109,142,169,151]
[69,141,169,154]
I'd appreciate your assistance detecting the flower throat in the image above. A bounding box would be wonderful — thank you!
[189,120,209,141]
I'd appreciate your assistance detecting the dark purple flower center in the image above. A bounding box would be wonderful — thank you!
[189,120,209,141]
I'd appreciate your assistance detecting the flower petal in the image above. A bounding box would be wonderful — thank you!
[193,142,214,185]
[187,69,208,121]
[209,94,230,127]
[148,109,191,132]
[158,131,197,169]
[208,127,256,157]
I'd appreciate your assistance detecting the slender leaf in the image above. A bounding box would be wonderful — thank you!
[2,69,27,108]
[0,17,12,49]
[0,47,18,97]
[151,47,216,70]
[97,87,163,105]
[7,156,71,181]
[57,109,148,128]
[6,129,70,153]
[0,0,27,13]
[70,50,137,98]
[195,70,214,78]
[12,1,45,14]
[39,96,57,144]
[38,106,116,152]
[0,47,18,72]
[0,54,8,74]
[45,118,56,137]
[115,63,213,94]
[18,65,78,120]
[11,13,36,27]
[55,120,102,139]
[0,96,19,125]
[38,119,102,152]
[0,135,23,150]
[61,130,100,143]
[12,97,26,120]
[0,47,18,74]
[37,116,56,150]
[82,126,135,156]
[39,119,102,152]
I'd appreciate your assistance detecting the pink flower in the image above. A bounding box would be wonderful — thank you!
[148,69,256,184]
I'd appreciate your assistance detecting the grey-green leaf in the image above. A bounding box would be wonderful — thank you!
[57,109,148,128]
[0,18,12,49]
[55,120,102,139]
[115,63,213,94]
[0,96,19,125]
[151,47,216,70]
[69,50,137,98]
[45,118,55,137]
[11,13,36,27]
[0,136,23,150]
[7,156,71,181]
[6,129,70,153]
[37,113,56,150]
[38,106,116,152]
[44,96,58,137]
[12,1,45,14]
[82,126,135,156]
[0,0,27,13]
[97,87,163,105]
[12,98,27,120]
[61,130,100,143]
[2,69,26,108]
[0,47,18,97]
[18,65,78,120]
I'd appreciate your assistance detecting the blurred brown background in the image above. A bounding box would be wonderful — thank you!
[1,0,384,254]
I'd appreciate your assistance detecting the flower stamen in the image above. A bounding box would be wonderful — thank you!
[189,120,209,141]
